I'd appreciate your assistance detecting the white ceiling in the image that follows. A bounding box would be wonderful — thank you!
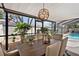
[2,3,79,22]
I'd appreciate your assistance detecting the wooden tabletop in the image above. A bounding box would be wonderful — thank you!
[17,39,56,56]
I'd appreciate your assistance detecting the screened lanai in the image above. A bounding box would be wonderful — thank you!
[0,3,56,50]
[0,3,79,56]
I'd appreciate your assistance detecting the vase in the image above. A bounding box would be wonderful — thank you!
[20,34,26,43]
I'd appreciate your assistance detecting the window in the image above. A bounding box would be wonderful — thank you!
[0,8,5,47]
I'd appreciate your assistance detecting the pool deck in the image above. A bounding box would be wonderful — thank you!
[66,39,79,56]
[63,33,79,56]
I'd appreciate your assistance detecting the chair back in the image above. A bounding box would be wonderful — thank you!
[53,34,68,56]
[0,43,4,56]
[46,41,61,56]
[58,37,68,56]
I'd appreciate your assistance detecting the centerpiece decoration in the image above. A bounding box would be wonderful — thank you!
[40,27,56,44]
[40,27,49,43]
[26,35,35,45]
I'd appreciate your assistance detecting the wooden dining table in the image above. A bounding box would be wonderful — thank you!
[17,39,56,56]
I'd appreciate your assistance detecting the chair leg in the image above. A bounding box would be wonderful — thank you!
[42,54,45,56]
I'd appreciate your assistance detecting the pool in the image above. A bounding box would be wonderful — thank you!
[68,33,79,40]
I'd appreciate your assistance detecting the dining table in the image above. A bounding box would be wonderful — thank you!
[17,39,56,56]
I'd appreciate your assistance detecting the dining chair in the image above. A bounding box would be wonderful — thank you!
[58,37,68,56]
[0,42,19,56]
[45,41,61,56]
[0,43,4,56]
[53,34,68,56]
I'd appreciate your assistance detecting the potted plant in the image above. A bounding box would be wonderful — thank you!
[40,27,56,44]
[15,22,31,43]
[40,27,49,43]
[40,27,48,34]
[27,35,35,45]
[47,30,56,43]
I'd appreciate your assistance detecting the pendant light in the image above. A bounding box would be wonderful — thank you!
[38,3,49,20]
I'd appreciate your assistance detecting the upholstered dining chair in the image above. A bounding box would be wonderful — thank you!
[53,34,68,56]
[45,41,61,56]
[58,37,68,56]
[0,43,19,56]
[0,43,4,56]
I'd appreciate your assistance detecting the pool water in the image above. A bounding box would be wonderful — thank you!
[68,33,79,40]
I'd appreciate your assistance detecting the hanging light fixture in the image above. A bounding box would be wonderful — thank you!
[38,3,49,20]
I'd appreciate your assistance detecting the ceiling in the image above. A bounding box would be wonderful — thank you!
[1,3,79,23]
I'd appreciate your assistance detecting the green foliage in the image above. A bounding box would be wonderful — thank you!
[40,27,48,34]
[0,10,4,19]
[40,27,56,39]
[14,22,31,43]
[40,27,55,35]
[27,35,35,41]
[15,22,31,33]
[68,23,79,28]
[74,24,79,28]
[47,30,56,39]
